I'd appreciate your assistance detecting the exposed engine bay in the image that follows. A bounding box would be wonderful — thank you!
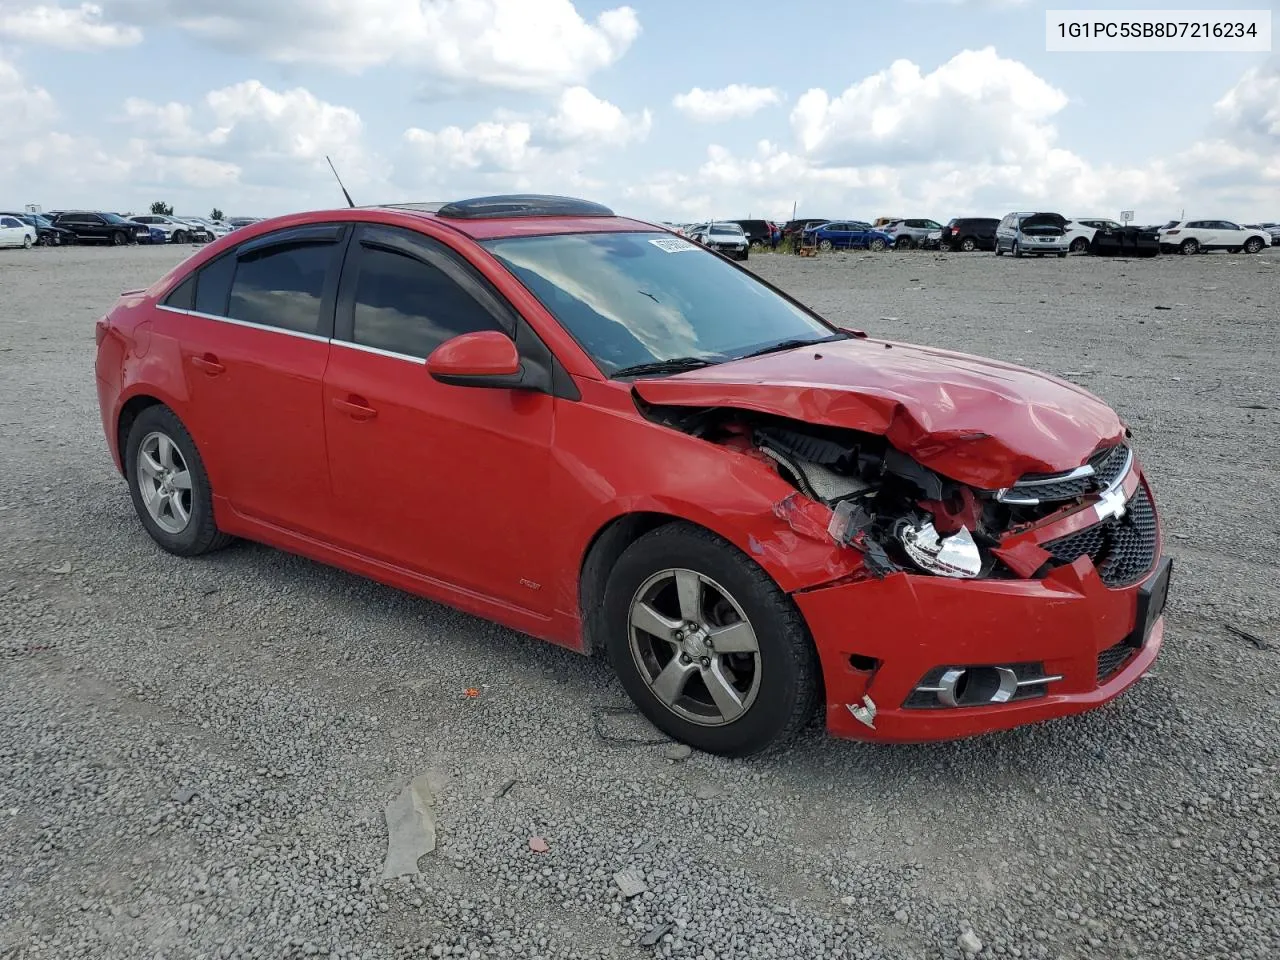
[638,402,1118,581]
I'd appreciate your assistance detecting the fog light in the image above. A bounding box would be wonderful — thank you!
[897,521,982,578]
[905,662,1064,709]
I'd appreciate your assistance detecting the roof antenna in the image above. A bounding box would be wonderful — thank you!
[326,155,355,208]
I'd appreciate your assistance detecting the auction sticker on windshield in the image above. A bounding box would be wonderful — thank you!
[649,237,699,253]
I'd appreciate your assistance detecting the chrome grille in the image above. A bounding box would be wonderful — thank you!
[999,443,1131,505]
[1043,485,1158,587]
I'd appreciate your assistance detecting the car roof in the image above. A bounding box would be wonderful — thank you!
[360,194,663,240]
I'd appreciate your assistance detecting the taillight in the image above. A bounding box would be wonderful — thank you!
[95,317,110,346]
[950,227,959,234]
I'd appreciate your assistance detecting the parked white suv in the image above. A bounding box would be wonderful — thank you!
[127,215,212,243]
[1158,220,1269,255]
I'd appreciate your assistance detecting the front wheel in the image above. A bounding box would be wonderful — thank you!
[894,237,914,250]
[1243,237,1264,254]
[110,231,126,246]
[868,238,886,252]
[1180,238,1199,255]
[1070,237,1090,253]
[1012,241,1023,258]
[125,405,233,557]
[818,239,833,252]
[173,230,188,243]
[603,523,820,757]
[23,235,33,249]
[1057,251,1068,258]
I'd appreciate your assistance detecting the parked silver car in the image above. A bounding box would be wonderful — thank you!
[881,218,944,250]
[994,212,1070,257]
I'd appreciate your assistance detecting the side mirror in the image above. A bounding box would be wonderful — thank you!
[427,330,522,387]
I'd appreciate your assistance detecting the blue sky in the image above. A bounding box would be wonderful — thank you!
[2,0,1276,223]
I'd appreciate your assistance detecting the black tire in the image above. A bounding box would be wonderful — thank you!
[960,237,977,252]
[995,244,1004,256]
[110,231,126,246]
[173,230,188,243]
[23,235,33,249]
[894,237,914,250]
[1012,241,1023,258]
[1057,251,1068,258]
[124,405,233,557]
[1180,238,1199,255]
[602,522,820,757]
[1070,237,1090,253]
[739,251,748,262]
[1243,237,1264,254]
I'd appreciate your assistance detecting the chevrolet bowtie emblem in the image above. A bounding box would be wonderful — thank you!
[1094,485,1128,522]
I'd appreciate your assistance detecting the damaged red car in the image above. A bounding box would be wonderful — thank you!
[95,195,1171,756]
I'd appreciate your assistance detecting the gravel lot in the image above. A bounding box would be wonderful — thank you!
[2,241,1278,960]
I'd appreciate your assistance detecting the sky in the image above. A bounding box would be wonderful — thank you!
[1,0,1277,224]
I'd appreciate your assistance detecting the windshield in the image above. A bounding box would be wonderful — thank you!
[482,231,836,376]
[102,213,131,224]
[710,225,743,236]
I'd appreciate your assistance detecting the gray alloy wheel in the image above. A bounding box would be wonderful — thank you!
[1180,238,1199,255]
[818,239,833,252]
[111,231,126,246]
[1243,237,1264,254]
[1070,236,1090,253]
[135,430,194,535]
[960,237,977,252]
[1013,241,1023,257]
[868,238,886,252]
[23,235,33,249]
[627,568,762,727]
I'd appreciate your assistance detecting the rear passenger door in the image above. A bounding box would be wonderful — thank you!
[159,223,346,535]
[321,223,554,611]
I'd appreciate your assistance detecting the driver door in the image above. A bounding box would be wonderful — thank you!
[322,224,555,614]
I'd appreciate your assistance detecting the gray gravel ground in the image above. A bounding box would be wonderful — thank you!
[1,241,1278,960]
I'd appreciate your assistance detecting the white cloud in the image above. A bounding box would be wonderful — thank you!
[791,47,1068,166]
[0,2,141,48]
[1212,59,1280,144]
[672,84,780,122]
[402,120,538,174]
[0,56,57,134]
[89,0,638,89]
[543,86,651,145]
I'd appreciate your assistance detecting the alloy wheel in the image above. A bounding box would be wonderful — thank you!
[961,238,976,252]
[136,431,193,535]
[628,568,762,727]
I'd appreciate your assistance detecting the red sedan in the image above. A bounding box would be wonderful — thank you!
[94,195,1170,756]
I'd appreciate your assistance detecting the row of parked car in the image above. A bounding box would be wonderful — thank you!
[676,214,1280,259]
[0,210,264,249]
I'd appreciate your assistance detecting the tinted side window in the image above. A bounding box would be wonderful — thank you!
[164,275,196,310]
[350,246,504,358]
[195,254,236,317]
[228,243,333,334]
[1,217,19,227]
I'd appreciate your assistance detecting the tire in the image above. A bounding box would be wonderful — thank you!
[1228,247,1241,254]
[818,239,833,252]
[1243,237,1264,254]
[173,230,188,243]
[124,405,232,557]
[1070,237,1090,253]
[1012,241,1023,258]
[960,237,977,252]
[1057,251,1068,258]
[749,240,763,251]
[602,522,820,757]
[738,251,749,262]
[23,235,33,249]
[110,231,126,246]
[894,237,914,250]
[868,238,886,252]
[1179,238,1199,255]
[995,243,1004,256]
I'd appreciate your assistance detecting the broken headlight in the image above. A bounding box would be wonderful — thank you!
[894,519,982,579]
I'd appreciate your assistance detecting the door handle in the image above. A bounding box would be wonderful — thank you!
[191,354,225,375]
[332,396,377,421]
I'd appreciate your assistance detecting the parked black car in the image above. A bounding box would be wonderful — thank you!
[49,211,150,245]
[730,219,774,249]
[781,218,829,243]
[0,212,76,246]
[1089,223,1160,258]
[939,217,999,252]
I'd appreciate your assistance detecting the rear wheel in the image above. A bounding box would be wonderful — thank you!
[1179,238,1199,255]
[603,523,820,757]
[960,237,977,252]
[125,406,232,557]
[1243,237,1264,254]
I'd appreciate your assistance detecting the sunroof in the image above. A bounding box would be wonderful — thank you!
[435,195,615,220]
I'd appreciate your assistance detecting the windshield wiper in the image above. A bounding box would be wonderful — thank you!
[611,356,721,378]
[737,333,848,360]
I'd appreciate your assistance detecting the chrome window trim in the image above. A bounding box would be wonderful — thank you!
[331,339,427,365]
[155,304,331,344]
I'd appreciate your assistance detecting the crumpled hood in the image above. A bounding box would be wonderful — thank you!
[632,337,1125,490]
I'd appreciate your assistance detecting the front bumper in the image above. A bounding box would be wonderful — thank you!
[797,474,1168,743]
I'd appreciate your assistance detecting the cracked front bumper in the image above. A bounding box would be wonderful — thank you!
[796,546,1168,743]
